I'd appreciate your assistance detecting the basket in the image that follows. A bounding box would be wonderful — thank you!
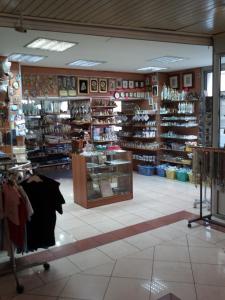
[138,165,155,176]
[176,170,189,182]
[166,169,176,180]
[156,165,166,177]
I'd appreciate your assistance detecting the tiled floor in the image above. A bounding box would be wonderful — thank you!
[1,171,222,300]
[1,221,225,300]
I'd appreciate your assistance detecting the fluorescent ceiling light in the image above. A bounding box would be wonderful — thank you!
[68,59,106,67]
[26,38,77,52]
[137,66,167,71]
[148,56,185,63]
[8,53,46,63]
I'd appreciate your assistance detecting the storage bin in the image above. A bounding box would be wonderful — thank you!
[176,170,189,182]
[138,165,155,176]
[166,169,176,180]
[156,165,166,177]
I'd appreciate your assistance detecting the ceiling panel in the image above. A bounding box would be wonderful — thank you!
[0,0,224,36]
[180,8,225,34]
[0,27,212,72]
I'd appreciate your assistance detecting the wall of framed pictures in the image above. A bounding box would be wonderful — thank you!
[21,66,147,98]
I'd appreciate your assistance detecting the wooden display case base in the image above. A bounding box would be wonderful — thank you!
[75,192,133,209]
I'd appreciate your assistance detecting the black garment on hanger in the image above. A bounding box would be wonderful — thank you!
[21,175,65,251]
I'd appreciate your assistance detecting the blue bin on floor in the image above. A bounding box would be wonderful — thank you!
[156,166,166,177]
[138,165,155,176]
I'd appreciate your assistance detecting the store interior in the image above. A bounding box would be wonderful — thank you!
[2,24,225,300]
[0,26,214,234]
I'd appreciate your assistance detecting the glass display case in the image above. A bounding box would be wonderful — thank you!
[72,150,133,208]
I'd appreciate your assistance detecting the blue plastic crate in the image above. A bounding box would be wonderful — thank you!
[156,166,166,177]
[138,165,155,176]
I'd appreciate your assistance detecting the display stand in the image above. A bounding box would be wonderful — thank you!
[188,147,225,228]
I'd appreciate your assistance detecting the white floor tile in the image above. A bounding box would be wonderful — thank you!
[191,228,225,244]
[110,213,145,226]
[33,257,80,283]
[60,273,110,300]
[65,224,101,240]
[67,248,114,271]
[196,284,225,300]
[112,257,153,279]
[150,226,184,241]
[126,247,154,260]
[57,218,87,230]
[92,219,124,233]
[192,263,225,286]
[82,261,116,276]
[154,245,190,263]
[97,240,139,260]
[153,261,194,283]
[27,277,69,297]
[189,246,225,264]
[104,277,150,300]
[187,235,217,248]
[150,281,197,300]
[125,231,162,250]
[0,268,43,297]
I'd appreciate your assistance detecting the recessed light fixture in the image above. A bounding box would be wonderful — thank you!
[137,66,167,71]
[148,56,185,63]
[68,59,106,67]
[26,38,77,52]
[8,53,46,63]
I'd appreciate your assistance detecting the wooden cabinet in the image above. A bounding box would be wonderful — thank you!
[72,150,133,208]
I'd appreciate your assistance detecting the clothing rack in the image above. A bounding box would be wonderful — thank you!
[0,162,50,294]
[188,146,225,228]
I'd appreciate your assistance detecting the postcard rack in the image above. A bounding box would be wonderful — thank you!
[188,146,225,228]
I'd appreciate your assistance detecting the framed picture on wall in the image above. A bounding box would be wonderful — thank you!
[90,78,98,92]
[128,80,134,89]
[99,78,108,93]
[108,79,116,91]
[116,78,122,89]
[183,73,194,88]
[169,75,179,89]
[122,80,128,89]
[78,78,89,95]
[134,81,139,88]
[152,85,158,96]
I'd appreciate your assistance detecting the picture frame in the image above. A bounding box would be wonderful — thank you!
[78,78,89,95]
[99,78,107,93]
[122,80,128,89]
[128,80,134,89]
[90,78,98,93]
[151,75,158,85]
[169,75,179,89]
[108,79,116,92]
[134,81,139,88]
[116,78,122,89]
[152,85,158,96]
[140,81,145,88]
[183,73,194,88]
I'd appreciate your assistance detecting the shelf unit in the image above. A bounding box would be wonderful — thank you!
[24,97,91,165]
[116,98,159,170]
[159,98,199,167]
[91,96,118,144]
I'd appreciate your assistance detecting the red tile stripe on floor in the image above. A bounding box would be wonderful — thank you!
[12,210,198,267]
